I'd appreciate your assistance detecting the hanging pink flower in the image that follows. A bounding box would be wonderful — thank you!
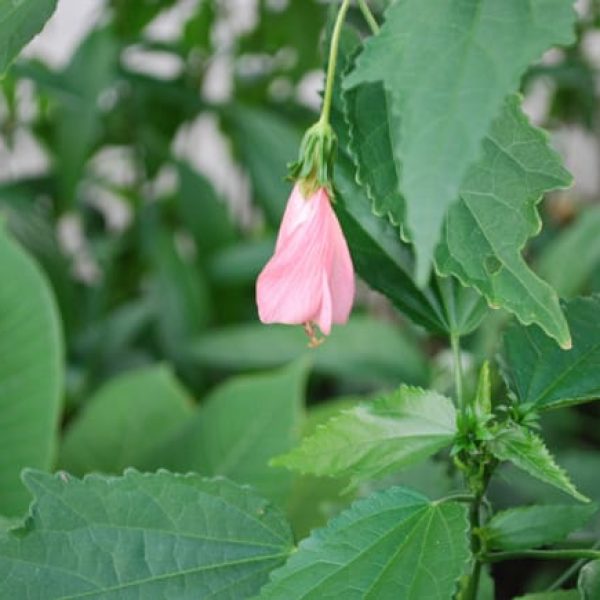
[256,184,355,346]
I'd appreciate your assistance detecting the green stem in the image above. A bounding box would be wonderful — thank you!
[357,0,380,34]
[485,549,600,563]
[462,495,483,600]
[451,334,464,410]
[320,0,352,127]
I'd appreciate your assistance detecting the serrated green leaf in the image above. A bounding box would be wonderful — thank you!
[59,366,194,476]
[142,360,309,503]
[259,486,470,599]
[0,227,63,516]
[0,470,293,599]
[503,296,600,411]
[489,425,588,503]
[436,94,572,347]
[274,386,456,487]
[344,0,576,284]
[191,316,429,387]
[0,0,57,73]
[579,559,600,600]
[483,504,597,551]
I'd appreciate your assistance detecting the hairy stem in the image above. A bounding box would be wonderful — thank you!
[485,549,600,563]
[462,495,483,600]
[357,0,380,34]
[320,0,352,127]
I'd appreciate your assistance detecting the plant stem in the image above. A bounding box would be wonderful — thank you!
[462,495,483,600]
[357,0,380,34]
[484,549,600,563]
[450,334,464,410]
[320,0,352,127]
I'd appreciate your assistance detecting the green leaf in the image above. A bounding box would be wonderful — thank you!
[191,316,429,387]
[537,206,600,298]
[260,487,470,599]
[176,161,236,255]
[436,95,572,348]
[59,366,194,476]
[225,105,300,225]
[579,559,600,600]
[503,296,600,411]
[0,470,293,599]
[489,425,588,503]
[344,0,576,284]
[274,386,456,487]
[0,0,58,73]
[483,504,597,551]
[142,360,309,503]
[0,227,63,516]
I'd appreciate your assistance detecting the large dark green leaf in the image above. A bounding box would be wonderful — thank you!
[260,486,470,599]
[436,95,572,347]
[503,296,600,411]
[273,386,456,487]
[0,227,63,516]
[143,360,309,503]
[344,0,576,283]
[59,366,194,476]
[0,470,293,599]
[0,0,58,73]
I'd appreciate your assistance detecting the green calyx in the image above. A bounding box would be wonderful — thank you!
[288,120,337,197]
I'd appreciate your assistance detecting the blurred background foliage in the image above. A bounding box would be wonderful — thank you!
[0,1,599,597]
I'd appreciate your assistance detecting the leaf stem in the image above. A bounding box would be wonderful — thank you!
[357,0,380,34]
[451,334,464,410]
[320,0,352,128]
[484,549,600,563]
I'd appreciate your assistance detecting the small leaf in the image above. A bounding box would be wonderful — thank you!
[483,504,597,551]
[579,559,600,600]
[489,425,588,502]
[59,366,194,476]
[273,386,456,487]
[0,0,58,73]
[142,360,309,503]
[0,470,293,599]
[344,0,576,283]
[0,227,63,516]
[503,296,600,411]
[259,487,470,600]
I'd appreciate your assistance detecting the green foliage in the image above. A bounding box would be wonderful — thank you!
[344,0,576,284]
[143,360,309,503]
[59,365,194,475]
[436,95,572,347]
[0,0,57,73]
[0,227,63,516]
[274,386,456,487]
[489,425,588,502]
[0,470,293,599]
[503,296,600,410]
[515,593,579,600]
[483,504,597,551]
[260,487,470,599]
[191,316,429,387]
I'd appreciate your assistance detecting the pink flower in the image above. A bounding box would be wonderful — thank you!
[256,184,355,344]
